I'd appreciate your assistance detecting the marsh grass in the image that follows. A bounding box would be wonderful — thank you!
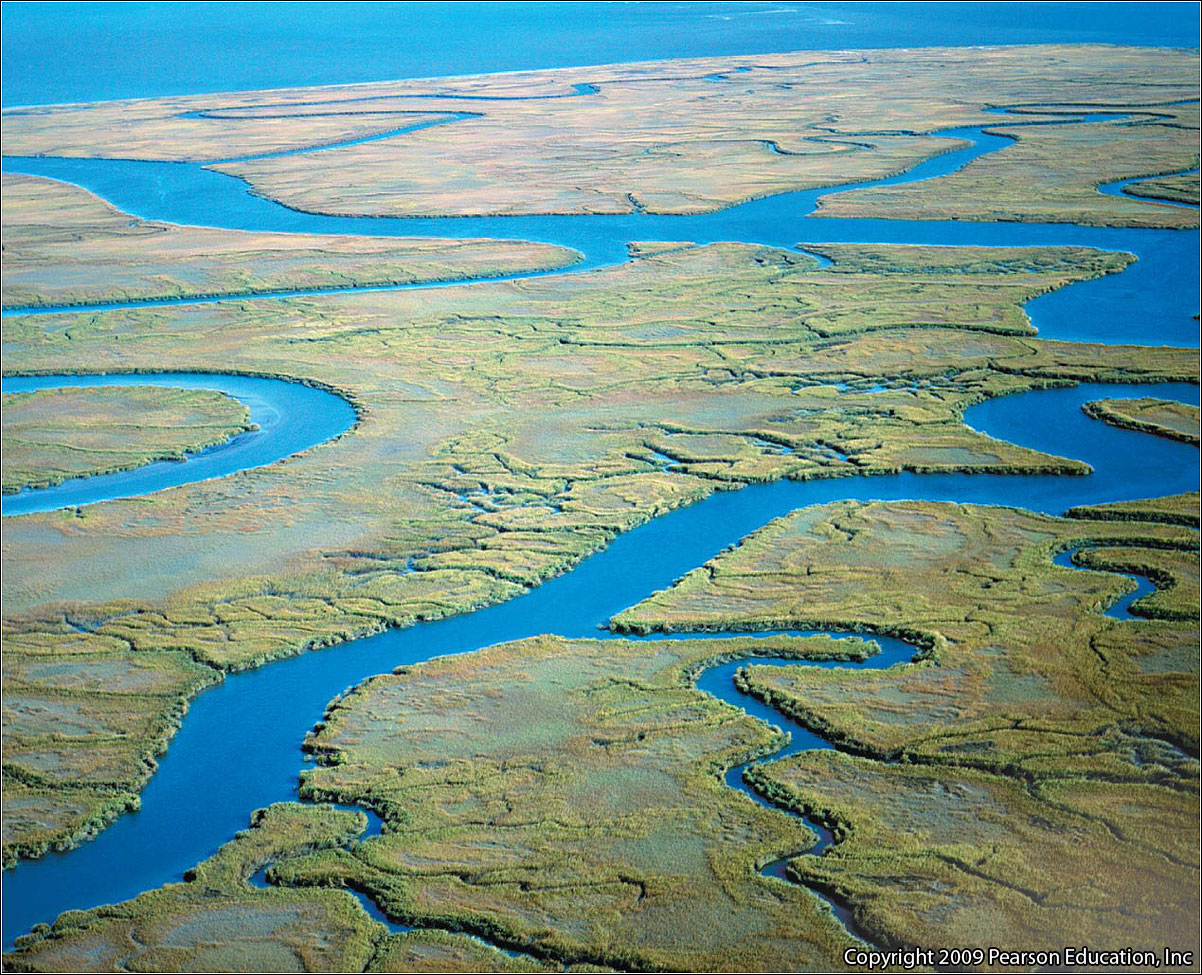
[1,385,251,493]
[5,47,1191,224]
[2,185,1196,875]
[1083,396,1200,446]
[615,499,1198,954]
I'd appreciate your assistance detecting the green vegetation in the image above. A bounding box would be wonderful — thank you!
[1,174,580,309]
[614,498,1199,955]
[1083,396,1200,445]
[749,754,1198,963]
[1066,491,1200,528]
[1,650,221,867]
[288,635,873,971]
[2,385,251,494]
[3,223,1197,864]
[24,495,1193,968]
[3,47,1195,226]
[1125,173,1201,206]
[6,804,383,972]
[3,800,615,973]
[1070,545,1199,621]
[4,637,876,972]
[365,930,561,974]
[819,103,1199,229]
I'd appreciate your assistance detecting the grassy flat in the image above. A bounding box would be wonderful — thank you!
[2,385,250,494]
[4,802,607,972]
[1066,491,1200,528]
[3,47,1195,226]
[818,104,1199,228]
[1,174,580,309]
[2,649,221,866]
[753,752,1198,956]
[1083,396,1200,445]
[23,490,1194,967]
[5,804,385,972]
[5,637,877,971]
[1123,173,1200,205]
[3,226,1197,863]
[613,498,1199,953]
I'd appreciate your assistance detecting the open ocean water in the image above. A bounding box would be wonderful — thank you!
[3,1,1200,107]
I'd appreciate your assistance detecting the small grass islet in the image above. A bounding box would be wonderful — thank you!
[2,385,252,494]
[1082,396,1200,446]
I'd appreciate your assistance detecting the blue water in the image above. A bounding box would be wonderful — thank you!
[1052,550,1159,620]
[2,113,1200,964]
[1099,169,1202,212]
[3,375,1197,946]
[4,107,1199,350]
[0,374,356,516]
[246,806,414,934]
[2,3,1200,955]
[4,3,1198,107]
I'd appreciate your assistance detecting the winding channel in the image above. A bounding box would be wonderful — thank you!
[4,102,1199,349]
[0,375,356,517]
[1,91,1199,957]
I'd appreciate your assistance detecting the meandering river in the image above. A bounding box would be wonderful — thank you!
[0,374,356,517]
[1,97,1198,952]
[4,103,1199,348]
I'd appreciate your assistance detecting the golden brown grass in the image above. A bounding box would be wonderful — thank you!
[3,47,1195,225]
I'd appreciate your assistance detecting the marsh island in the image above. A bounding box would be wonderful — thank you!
[1,17,1198,974]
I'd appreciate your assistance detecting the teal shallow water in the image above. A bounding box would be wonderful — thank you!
[4,2,1198,107]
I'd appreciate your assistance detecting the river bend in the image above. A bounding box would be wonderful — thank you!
[0,374,356,517]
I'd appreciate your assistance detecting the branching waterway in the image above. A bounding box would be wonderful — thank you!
[1,91,1199,955]
[4,102,1199,348]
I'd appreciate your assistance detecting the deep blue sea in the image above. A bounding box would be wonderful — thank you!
[2,1,1199,107]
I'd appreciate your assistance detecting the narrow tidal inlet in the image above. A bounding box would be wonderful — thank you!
[0,374,356,517]
[1,97,1199,952]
